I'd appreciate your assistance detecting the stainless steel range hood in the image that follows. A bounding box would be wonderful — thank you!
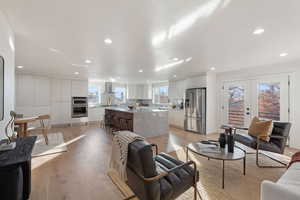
[104,82,114,94]
[101,82,115,105]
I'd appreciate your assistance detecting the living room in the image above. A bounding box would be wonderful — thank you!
[0,1,300,200]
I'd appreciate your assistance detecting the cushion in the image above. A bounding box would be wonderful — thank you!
[155,153,196,200]
[248,117,273,141]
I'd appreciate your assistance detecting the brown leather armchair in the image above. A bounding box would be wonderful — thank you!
[126,140,200,200]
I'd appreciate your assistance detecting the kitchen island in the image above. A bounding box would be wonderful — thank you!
[105,107,169,138]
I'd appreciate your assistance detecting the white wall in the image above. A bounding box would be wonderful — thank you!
[206,71,217,134]
[216,61,300,148]
[0,11,15,139]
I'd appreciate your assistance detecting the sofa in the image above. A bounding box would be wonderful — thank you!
[261,162,300,200]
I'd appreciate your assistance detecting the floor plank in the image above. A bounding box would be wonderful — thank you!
[30,125,298,200]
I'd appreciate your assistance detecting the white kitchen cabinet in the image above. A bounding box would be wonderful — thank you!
[169,80,186,101]
[71,80,88,97]
[35,77,50,106]
[177,80,186,99]
[16,75,51,107]
[127,84,151,99]
[186,75,207,89]
[127,84,136,99]
[168,110,185,129]
[61,80,71,102]
[168,81,176,99]
[16,75,35,107]
[51,79,71,102]
[51,102,71,125]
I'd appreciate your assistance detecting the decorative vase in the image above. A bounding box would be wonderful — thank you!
[218,133,226,149]
[227,135,235,153]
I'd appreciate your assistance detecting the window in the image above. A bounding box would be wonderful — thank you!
[258,82,280,121]
[88,85,101,106]
[228,86,245,127]
[114,87,126,103]
[153,85,169,104]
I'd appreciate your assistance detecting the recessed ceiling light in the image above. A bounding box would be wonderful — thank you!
[253,28,265,35]
[110,78,116,82]
[172,57,179,61]
[74,72,79,75]
[139,69,143,73]
[210,67,216,71]
[104,38,112,44]
[85,59,92,64]
[17,65,24,69]
[173,75,177,78]
[280,52,288,57]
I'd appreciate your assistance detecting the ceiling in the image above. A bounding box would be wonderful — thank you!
[1,0,300,83]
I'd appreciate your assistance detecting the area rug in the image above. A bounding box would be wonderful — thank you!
[172,148,286,200]
[109,147,287,200]
[32,132,67,157]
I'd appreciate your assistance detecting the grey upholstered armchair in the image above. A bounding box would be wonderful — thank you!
[126,140,200,200]
[232,122,292,168]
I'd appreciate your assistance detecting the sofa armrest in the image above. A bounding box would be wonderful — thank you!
[261,180,300,200]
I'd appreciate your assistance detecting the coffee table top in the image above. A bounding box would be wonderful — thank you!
[187,142,246,161]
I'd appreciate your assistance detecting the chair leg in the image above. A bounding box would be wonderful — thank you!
[194,183,197,200]
[42,129,49,145]
[256,139,287,168]
[256,151,287,168]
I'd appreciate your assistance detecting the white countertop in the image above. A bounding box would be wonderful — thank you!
[105,106,168,113]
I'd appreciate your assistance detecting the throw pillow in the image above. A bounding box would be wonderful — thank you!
[248,116,273,141]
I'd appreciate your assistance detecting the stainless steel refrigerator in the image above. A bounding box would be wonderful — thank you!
[184,88,206,134]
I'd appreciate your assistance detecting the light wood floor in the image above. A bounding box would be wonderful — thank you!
[30,124,298,200]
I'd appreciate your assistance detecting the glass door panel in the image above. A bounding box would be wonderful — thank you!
[222,81,251,128]
[258,82,280,120]
[228,86,245,127]
[253,75,289,122]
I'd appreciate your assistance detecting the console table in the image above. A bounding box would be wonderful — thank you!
[0,136,36,200]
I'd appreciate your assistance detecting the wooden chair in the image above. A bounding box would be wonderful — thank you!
[14,114,24,134]
[28,114,51,145]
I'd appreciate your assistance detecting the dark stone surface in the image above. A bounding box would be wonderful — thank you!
[0,136,36,167]
[0,136,36,200]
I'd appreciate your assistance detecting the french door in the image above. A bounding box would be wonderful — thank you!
[223,81,251,128]
[222,75,290,127]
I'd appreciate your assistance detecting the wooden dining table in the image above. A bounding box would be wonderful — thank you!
[15,116,39,137]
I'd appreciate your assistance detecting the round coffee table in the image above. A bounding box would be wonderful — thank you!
[186,142,246,189]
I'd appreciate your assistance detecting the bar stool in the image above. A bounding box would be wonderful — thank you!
[119,118,128,130]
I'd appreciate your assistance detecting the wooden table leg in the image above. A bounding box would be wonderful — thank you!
[186,147,189,162]
[23,123,28,137]
[18,124,25,137]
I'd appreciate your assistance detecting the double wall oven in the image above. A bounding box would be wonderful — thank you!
[71,97,88,118]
